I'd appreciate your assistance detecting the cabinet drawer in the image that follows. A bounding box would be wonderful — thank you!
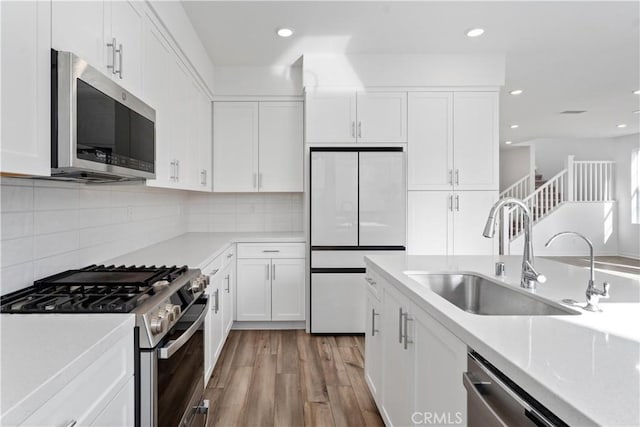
[364,268,383,301]
[202,255,222,276]
[237,243,305,259]
[20,330,133,426]
[312,250,404,268]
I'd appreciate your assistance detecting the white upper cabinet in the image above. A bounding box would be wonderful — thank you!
[408,91,498,191]
[305,92,357,143]
[0,1,51,176]
[408,92,453,190]
[305,91,407,144]
[213,101,303,193]
[213,102,259,192]
[51,0,143,96]
[357,92,407,143]
[259,102,304,192]
[108,0,144,96]
[453,92,499,190]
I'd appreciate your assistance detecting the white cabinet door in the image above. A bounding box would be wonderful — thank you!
[408,191,452,255]
[0,1,51,176]
[364,290,382,404]
[108,0,144,96]
[142,22,173,188]
[271,259,305,321]
[380,283,415,427]
[305,92,357,143]
[197,91,212,191]
[408,92,453,190]
[452,191,497,255]
[90,378,134,427]
[359,151,406,246]
[259,102,303,192]
[51,1,106,73]
[213,102,259,192]
[356,92,407,143]
[210,284,224,361]
[236,259,271,321]
[453,92,499,191]
[311,273,366,333]
[222,264,234,334]
[311,151,359,246]
[413,307,467,426]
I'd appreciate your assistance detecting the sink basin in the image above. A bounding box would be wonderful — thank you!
[406,273,580,316]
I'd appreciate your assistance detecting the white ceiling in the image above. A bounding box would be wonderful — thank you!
[183,1,640,144]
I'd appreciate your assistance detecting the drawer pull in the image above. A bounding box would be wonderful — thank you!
[226,253,233,259]
[64,420,77,427]
[262,250,280,253]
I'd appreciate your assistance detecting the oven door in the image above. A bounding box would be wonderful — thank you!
[156,296,209,427]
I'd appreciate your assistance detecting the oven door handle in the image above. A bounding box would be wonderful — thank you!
[158,297,209,360]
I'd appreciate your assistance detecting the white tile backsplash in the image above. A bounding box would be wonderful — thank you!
[1,178,303,294]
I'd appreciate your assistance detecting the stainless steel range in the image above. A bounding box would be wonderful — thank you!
[0,264,211,427]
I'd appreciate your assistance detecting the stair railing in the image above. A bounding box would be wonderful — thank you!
[569,159,616,202]
[499,174,531,200]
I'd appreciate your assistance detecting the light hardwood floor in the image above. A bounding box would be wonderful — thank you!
[205,330,384,427]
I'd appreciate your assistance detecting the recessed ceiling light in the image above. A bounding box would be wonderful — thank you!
[617,124,627,128]
[634,110,640,114]
[466,28,485,38]
[509,89,523,96]
[505,140,513,145]
[634,90,640,95]
[510,124,519,129]
[276,28,294,38]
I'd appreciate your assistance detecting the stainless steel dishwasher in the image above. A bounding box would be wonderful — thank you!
[463,351,569,427]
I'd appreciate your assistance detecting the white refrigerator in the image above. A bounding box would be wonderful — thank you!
[310,148,406,333]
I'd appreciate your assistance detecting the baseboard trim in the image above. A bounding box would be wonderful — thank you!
[232,320,306,330]
[617,252,640,260]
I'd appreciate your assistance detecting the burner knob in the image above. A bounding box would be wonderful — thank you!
[201,275,210,289]
[164,304,181,322]
[150,314,168,334]
[191,277,204,292]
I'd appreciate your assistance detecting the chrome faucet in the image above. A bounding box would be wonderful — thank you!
[545,231,610,312]
[483,198,546,289]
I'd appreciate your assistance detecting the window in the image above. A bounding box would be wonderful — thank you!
[632,148,640,224]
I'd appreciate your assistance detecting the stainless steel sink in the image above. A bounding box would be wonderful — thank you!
[406,273,580,316]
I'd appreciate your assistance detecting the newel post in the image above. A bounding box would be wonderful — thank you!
[565,155,575,202]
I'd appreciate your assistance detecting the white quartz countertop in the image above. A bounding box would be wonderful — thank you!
[105,232,306,269]
[365,254,640,427]
[0,314,133,423]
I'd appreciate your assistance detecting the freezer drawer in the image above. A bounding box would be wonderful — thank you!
[311,272,366,333]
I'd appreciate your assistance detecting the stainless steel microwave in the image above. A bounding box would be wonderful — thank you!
[51,50,156,182]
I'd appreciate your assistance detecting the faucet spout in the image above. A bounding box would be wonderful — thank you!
[483,198,541,289]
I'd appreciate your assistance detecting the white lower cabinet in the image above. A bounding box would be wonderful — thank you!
[90,377,135,427]
[236,243,305,322]
[368,267,467,427]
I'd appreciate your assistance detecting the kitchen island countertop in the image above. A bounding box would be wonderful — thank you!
[365,254,640,427]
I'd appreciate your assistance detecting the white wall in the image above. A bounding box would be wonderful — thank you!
[302,53,505,89]
[614,133,640,259]
[0,178,189,295]
[499,145,533,191]
[213,66,303,96]
[187,193,303,233]
[509,202,619,256]
[530,137,615,179]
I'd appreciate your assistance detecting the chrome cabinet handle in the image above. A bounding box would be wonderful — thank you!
[107,38,117,74]
[358,121,362,138]
[175,160,180,182]
[64,421,77,427]
[201,169,207,186]
[365,277,376,287]
[226,253,233,258]
[225,274,230,293]
[455,195,460,211]
[351,121,355,138]
[170,160,175,181]
[402,311,413,350]
[262,250,280,253]
[117,43,123,79]
[398,307,403,343]
[449,194,454,212]
[214,289,219,313]
[371,309,379,336]
[455,169,459,185]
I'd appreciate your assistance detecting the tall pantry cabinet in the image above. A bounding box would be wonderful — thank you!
[407,91,499,255]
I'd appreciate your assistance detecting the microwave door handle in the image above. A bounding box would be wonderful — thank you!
[158,298,210,359]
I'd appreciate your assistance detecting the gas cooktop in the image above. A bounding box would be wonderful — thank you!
[0,264,194,314]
